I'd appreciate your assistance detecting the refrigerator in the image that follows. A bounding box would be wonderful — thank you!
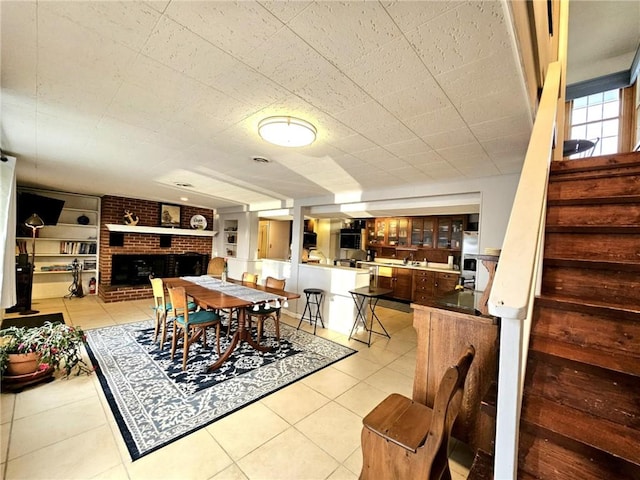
[461,231,479,289]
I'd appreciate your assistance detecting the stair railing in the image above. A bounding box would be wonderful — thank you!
[488,60,562,479]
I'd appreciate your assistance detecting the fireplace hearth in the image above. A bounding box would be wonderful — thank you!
[111,253,209,286]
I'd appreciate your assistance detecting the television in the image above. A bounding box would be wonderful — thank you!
[16,192,65,229]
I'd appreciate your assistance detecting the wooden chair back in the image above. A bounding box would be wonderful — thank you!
[265,276,286,290]
[360,345,475,480]
[167,286,189,320]
[422,345,475,477]
[242,272,258,284]
[207,257,226,276]
[149,276,167,311]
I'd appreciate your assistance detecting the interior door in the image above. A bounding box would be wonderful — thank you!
[258,221,268,259]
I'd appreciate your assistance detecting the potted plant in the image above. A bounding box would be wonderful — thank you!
[0,322,93,379]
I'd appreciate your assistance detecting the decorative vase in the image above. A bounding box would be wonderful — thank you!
[6,352,41,376]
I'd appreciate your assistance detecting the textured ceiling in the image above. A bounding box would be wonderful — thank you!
[2,1,535,211]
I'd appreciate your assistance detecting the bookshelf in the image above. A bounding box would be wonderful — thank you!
[16,188,100,299]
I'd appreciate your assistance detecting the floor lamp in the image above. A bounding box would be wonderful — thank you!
[20,213,44,315]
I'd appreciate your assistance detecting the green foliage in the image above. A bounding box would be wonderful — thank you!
[0,322,93,378]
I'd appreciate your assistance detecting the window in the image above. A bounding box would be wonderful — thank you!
[569,89,620,158]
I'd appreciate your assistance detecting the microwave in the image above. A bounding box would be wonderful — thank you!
[339,229,362,249]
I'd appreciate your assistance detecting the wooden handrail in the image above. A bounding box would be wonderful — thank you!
[488,59,562,479]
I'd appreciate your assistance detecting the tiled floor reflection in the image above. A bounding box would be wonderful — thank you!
[1,295,473,479]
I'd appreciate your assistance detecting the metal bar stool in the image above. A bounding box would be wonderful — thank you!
[297,288,325,334]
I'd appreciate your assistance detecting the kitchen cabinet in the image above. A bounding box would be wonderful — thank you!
[387,218,398,245]
[377,265,413,301]
[410,217,435,248]
[365,215,466,258]
[366,219,376,246]
[375,219,386,245]
[397,218,409,246]
[412,270,460,302]
[436,216,466,249]
[435,271,459,297]
[412,270,435,302]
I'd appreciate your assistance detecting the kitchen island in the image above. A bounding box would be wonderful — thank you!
[260,259,370,334]
[411,289,499,454]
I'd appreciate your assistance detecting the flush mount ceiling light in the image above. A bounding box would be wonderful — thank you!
[258,116,317,147]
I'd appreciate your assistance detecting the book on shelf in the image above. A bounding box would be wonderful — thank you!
[59,241,97,254]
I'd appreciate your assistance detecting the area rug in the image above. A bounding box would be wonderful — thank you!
[84,319,356,460]
[1,312,65,329]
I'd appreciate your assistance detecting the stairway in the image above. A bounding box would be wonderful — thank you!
[517,152,640,478]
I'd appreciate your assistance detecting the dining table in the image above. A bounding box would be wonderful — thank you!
[163,276,300,372]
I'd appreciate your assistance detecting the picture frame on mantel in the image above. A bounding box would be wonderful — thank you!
[160,204,180,228]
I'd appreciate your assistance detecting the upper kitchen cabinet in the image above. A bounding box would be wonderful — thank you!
[436,216,466,250]
[375,218,386,245]
[397,218,409,246]
[387,218,398,245]
[410,217,435,248]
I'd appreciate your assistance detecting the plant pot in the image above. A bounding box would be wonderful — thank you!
[6,352,41,376]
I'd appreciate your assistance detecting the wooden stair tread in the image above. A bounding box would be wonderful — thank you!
[529,335,640,377]
[521,394,640,466]
[550,152,640,175]
[545,225,640,233]
[542,257,640,271]
[547,195,640,206]
[518,426,640,480]
[536,294,640,320]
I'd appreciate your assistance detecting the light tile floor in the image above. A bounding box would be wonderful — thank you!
[1,296,473,480]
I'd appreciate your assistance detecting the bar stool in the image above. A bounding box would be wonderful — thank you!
[297,288,325,334]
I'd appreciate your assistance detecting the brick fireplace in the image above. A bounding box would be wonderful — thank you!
[98,195,214,303]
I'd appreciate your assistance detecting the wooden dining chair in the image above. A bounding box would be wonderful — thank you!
[167,286,222,370]
[360,345,475,480]
[224,272,260,337]
[207,257,226,277]
[246,276,286,344]
[149,276,196,349]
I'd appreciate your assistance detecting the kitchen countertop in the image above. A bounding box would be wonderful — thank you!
[413,289,498,320]
[356,260,460,274]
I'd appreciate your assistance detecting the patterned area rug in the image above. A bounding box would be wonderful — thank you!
[85,319,355,460]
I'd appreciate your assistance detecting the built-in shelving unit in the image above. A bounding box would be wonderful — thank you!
[223,220,238,257]
[16,189,100,299]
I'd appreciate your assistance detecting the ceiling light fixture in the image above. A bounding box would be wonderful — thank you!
[258,116,317,147]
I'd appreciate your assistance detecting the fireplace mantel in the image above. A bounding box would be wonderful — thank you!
[105,224,217,237]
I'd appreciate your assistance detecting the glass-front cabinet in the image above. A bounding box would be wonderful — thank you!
[365,215,466,252]
[437,218,451,249]
[387,218,398,245]
[436,216,465,249]
[375,219,386,245]
[366,219,376,246]
[422,218,435,248]
[397,218,409,246]
[450,217,464,250]
[411,218,423,246]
